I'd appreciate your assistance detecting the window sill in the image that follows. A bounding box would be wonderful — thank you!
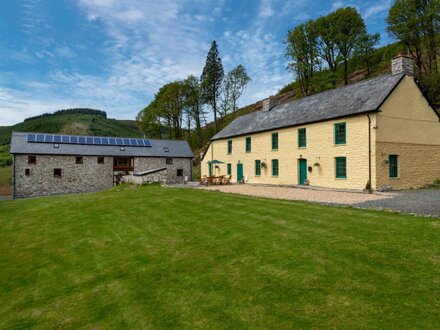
[255,175,261,177]
[272,149,278,152]
[335,177,347,180]
[389,177,399,180]
[334,143,346,147]
[246,151,251,153]
[272,175,279,178]
[298,146,307,149]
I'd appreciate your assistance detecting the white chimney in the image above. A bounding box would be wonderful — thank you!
[391,53,414,76]
[262,96,274,111]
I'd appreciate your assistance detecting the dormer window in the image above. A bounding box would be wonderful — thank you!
[163,147,169,153]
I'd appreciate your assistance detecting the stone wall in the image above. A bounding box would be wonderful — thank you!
[14,155,113,198]
[376,142,440,190]
[134,157,191,184]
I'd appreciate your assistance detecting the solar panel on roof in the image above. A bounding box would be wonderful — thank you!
[26,133,152,148]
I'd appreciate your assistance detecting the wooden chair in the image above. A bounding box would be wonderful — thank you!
[222,175,232,185]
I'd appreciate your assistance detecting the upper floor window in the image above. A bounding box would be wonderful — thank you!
[335,157,347,179]
[298,128,306,148]
[389,155,398,178]
[272,132,279,150]
[75,156,83,164]
[166,157,173,165]
[245,137,251,153]
[334,123,346,145]
[227,140,232,154]
[28,155,36,165]
[97,157,105,164]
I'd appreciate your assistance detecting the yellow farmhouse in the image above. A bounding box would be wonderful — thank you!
[201,55,440,191]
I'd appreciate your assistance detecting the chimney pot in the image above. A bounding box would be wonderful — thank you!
[391,53,414,76]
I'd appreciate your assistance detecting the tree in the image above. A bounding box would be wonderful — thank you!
[354,33,381,77]
[315,13,341,76]
[387,0,440,75]
[286,20,320,96]
[220,64,251,116]
[332,7,366,85]
[182,75,205,145]
[201,40,224,132]
[138,81,186,140]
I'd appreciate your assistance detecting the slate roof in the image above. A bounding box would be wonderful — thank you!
[10,132,194,158]
[212,73,405,140]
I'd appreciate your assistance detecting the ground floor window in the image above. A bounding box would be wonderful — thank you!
[54,168,62,178]
[272,159,279,177]
[25,169,31,176]
[227,163,231,175]
[255,160,261,176]
[389,155,398,178]
[177,169,184,176]
[335,157,347,178]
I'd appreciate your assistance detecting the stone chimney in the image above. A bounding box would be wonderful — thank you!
[262,96,274,111]
[391,53,414,76]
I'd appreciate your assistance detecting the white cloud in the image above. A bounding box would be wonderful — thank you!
[363,1,392,19]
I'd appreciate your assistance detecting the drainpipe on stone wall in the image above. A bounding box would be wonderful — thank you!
[366,113,373,193]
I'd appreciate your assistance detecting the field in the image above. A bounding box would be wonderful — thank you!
[0,185,438,328]
[0,166,12,196]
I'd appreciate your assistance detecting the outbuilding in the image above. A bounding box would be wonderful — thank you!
[10,132,193,198]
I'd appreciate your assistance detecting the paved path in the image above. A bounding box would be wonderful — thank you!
[200,184,440,217]
[356,189,440,217]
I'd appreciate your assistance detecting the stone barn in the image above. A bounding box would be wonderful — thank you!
[10,132,193,198]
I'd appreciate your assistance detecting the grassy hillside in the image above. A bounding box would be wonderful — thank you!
[0,112,142,146]
[0,185,438,328]
[0,110,143,173]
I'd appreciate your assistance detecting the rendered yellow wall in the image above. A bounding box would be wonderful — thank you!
[376,76,440,189]
[202,115,376,190]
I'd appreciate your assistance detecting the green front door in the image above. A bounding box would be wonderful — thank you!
[299,159,307,185]
[237,163,244,182]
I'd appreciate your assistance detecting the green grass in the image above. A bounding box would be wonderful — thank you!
[0,166,11,186]
[0,186,438,328]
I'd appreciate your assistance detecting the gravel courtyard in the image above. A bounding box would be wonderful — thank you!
[200,184,440,217]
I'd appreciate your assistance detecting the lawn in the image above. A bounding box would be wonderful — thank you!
[0,185,438,328]
[0,166,11,196]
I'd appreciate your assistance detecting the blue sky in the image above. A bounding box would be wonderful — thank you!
[0,0,394,125]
